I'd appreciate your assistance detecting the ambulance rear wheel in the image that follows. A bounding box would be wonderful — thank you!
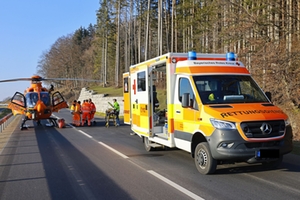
[194,142,217,174]
[144,137,153,152]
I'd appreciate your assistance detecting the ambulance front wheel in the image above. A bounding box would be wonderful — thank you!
[144,137,153,152]
[194,142,217,175]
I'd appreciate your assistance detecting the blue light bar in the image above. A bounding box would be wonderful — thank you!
[188,51,197,60]
[226,52,235,61]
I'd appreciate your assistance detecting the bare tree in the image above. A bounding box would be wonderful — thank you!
[115,0,121,87]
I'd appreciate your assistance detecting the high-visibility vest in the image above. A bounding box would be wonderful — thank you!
[75,103,81,113]
[70,104,75,111]
[90,102,96,112]
[114,102,120,112]
[81,102,91,113]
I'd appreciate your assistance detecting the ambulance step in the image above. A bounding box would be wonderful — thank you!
[149,143,163,148]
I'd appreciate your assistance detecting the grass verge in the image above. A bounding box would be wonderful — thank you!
[0,108,12,119]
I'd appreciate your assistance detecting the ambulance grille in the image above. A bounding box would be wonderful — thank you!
[240,120,285,138]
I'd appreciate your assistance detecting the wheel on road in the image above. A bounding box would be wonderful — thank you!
[194,142,217,175]
[144,137,153,152]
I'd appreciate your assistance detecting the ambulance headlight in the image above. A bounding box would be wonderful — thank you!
[285,119,290,126]
[210,119,236,130]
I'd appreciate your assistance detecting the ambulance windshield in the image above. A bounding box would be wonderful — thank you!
[194,75,269,104]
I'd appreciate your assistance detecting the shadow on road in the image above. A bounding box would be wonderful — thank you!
[35,121,134,199]
[214,154,300,175]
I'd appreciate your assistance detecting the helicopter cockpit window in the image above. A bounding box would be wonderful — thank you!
[40,92,50,106]
[26,92,39,108]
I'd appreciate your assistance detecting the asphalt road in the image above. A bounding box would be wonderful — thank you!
[0,109,299,200]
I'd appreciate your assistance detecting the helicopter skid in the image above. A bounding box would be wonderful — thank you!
[20,116,58,130]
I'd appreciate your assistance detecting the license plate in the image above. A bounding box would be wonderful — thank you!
[255,149,279,158]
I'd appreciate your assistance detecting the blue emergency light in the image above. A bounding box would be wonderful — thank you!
[226,52,236,61]
[188,51,197,60]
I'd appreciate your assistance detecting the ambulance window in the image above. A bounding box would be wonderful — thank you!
[194,75,269,104]
[179,78,194,102]
[137,71,146,91]
[124,77,129,93]
[196,80,217,91]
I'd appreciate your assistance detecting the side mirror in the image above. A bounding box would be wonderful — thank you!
[181,93,190,108]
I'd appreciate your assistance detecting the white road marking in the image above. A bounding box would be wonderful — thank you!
[78,130,93,138]
[147,170,205,200]
[98,141,129,159]
[73,127,204,199]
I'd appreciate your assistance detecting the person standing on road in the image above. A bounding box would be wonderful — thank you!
[89,98,96,125]
[70,100,77,125]
[74,100,81,127]
[113,99,120,126]
[81,99,91,126]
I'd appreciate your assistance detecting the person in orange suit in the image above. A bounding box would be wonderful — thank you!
[81,99,91,126]
[89,98,96,125]
[74,100,81,127]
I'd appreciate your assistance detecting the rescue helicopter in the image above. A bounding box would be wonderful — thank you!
[0,75,72,130]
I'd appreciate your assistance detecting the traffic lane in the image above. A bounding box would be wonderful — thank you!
[0,120,53,200]
[0,119,195,200]
[77,125,300,200]
[54,110,300,199]
[43,124,197,199]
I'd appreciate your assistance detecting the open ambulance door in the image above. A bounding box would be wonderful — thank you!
[123,73,131,124]
[148,60,166,136]
[130,64,151,136]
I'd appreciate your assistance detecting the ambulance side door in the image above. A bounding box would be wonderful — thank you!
[173,76,200,151]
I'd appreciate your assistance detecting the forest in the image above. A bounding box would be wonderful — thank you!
[36,0,300,140]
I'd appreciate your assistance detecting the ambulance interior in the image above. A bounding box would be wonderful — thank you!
[195,75,270,105]
[151,64,167,127]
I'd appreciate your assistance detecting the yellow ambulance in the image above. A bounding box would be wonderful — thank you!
[123,52,293,174]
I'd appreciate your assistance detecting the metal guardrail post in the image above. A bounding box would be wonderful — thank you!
[0,113,14,133]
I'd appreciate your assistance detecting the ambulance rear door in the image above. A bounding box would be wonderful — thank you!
[123,73,131,124]
[130,65,151,136]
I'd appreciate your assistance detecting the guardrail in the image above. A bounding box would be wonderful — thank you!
[0,113,14,133]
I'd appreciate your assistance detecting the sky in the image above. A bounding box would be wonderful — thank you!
[0,0,99,101]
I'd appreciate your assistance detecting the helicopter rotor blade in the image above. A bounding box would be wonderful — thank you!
[43,78,102,82]
[0,78,33,83]
[0,76,102,83]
